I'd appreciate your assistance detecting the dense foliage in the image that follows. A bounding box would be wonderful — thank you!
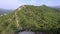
[0,5,60,34]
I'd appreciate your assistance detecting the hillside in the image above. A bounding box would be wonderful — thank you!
[0,5,60,34]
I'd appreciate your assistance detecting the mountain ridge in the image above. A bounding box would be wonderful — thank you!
[0,5,60,34]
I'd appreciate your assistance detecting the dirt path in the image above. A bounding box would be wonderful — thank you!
[15,12,19,28]
[15,7,22,28]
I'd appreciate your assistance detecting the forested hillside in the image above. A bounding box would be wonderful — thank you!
[0,5,60,34]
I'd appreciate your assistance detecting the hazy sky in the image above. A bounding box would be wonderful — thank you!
[0,0,60,9]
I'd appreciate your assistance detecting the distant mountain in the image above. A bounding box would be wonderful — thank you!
[54,6,60,8]
[50,6,60,8]
[0,9,12,15]
[48,6,60,12]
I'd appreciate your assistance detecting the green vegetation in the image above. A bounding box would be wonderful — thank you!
[0,5,60,34]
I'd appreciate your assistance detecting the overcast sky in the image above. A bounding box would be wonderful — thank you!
[0,0,60,9]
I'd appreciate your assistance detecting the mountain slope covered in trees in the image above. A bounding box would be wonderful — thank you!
[0,5,60,34]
